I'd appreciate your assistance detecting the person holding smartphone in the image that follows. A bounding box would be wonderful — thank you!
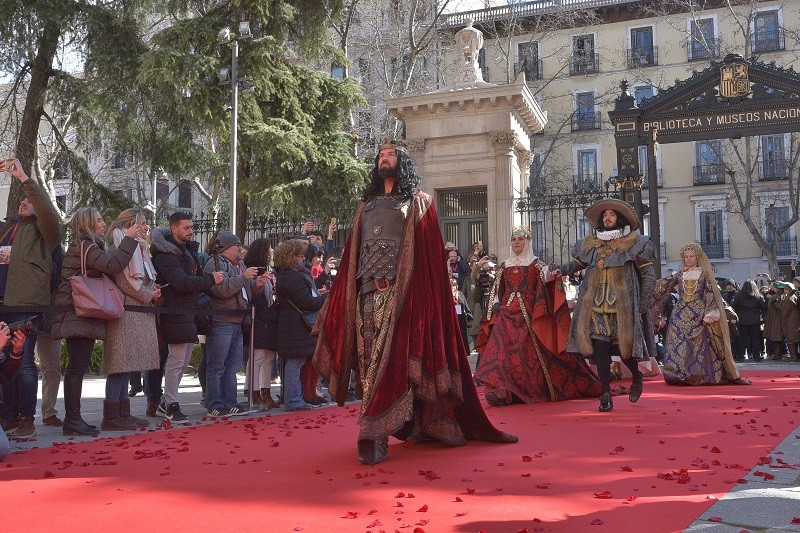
[0,157,61,440]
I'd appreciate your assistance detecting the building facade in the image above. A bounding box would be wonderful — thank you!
[428,0,799,280]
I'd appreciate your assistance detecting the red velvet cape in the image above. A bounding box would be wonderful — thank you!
[313,192,511,444]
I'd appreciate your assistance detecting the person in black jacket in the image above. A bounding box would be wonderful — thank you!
[150,212,223,423]
[244,239,279,408]
[0,324,26,458]
[733,279,768,361]
[274,239,327,411]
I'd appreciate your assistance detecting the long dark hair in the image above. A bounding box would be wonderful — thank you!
[361,149,421,201]
[597,210,628,231]
[243,237,272,268]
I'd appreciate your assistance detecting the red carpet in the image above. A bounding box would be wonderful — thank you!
[3,370,800,533]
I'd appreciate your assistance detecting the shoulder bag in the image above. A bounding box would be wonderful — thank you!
[286,298,318,331]
[69,241,125,320]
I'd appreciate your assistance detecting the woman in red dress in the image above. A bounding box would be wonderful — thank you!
[474,227,602,405]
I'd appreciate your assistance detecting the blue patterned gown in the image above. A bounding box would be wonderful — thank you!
[652,270,741,385]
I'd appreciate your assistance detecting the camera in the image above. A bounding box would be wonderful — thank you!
[256,267,268,276]
[2,316,41,344]
[476,264,497,289]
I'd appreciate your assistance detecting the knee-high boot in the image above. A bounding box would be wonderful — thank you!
[62,374,100,436]
[592,339,613,412]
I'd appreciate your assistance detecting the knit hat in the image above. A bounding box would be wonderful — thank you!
[215,230,241,252]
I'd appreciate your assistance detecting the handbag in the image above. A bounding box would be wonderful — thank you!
[286,298,318,331]
[69,241,125,320]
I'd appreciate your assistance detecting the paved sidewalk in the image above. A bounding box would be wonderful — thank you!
[5,359,800,532]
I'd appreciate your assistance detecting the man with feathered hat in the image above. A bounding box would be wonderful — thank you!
[313,139,517,465]
[554,198,657,412]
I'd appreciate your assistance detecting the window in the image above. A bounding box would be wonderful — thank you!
[570,34,598,75]
[699,210,725,258]
[752,10,783,53]
[156,180,170,204]
[689,18,718,61]
[572,92,599,131]
[693,140,724,185]
[629,27,657,68]
[178,180,193,209]
[575,149,599,192]
[516,41,541,81]
[765,206,793,255]
[111,151,127,169]
[478,48,488,82]
[358,58,370,83]
[528,152,544,195]
[331,64,344,80]
[760,135,786,180]
[634,85,654,106]
[638,144,662,187]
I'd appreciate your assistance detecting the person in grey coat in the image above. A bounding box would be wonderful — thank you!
[52,207,142,436]
[554,198,656,413]
[203,231,267,417]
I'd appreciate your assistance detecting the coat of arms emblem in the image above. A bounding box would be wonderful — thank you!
[720,63,750,98]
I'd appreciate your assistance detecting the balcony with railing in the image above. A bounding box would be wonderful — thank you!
[751,28,785,53]
[693,164,726,185]
[700,239,730,259]
[688,38,720,61]
[569,53,600,75]
[514,59,543,81]
[573,173,603,193]
[767,235,797,256]
[759,158,787,181]
[627,46,658,68]
[571,111,601,131]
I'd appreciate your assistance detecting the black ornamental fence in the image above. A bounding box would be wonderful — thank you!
[516,189,616,266]
[191,214,351,253]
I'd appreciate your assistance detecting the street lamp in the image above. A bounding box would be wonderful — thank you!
[218,21,252,235]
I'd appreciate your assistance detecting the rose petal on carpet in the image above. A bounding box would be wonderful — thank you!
[2,371,799,532]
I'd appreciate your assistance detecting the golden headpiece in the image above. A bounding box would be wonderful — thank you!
[511,226,532,239]
[679,241,704,257]
[378,138,408,154]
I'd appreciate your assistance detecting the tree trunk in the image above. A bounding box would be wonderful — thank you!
[7,20,60,218]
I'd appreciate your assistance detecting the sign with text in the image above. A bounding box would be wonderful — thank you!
[639,102,800,142]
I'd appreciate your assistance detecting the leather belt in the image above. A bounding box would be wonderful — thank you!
[360,277,394,295]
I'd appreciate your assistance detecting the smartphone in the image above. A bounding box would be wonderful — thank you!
[257,267,268,276]
[330,217,337,226]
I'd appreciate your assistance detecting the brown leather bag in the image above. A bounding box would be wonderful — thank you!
[69,241,125,320]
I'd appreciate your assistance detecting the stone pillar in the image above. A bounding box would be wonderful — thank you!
[490,130,518,251]
[406,138,426,176]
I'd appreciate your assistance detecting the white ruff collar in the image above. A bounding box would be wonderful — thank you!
[596,225,631,241]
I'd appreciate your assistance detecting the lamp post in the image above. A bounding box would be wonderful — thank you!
[218,22,253,235]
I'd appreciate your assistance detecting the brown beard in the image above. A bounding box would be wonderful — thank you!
[378,165,397,179]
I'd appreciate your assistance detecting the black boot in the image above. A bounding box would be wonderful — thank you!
[599,392,613,412]
[101,401,137,431]
[592,339,613,412]
[63,374,100,436]
[623,358,644,403]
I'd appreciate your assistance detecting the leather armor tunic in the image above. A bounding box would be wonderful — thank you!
[357,196,408,283]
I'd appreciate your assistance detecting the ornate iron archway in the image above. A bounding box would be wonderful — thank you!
[608,54,800,276]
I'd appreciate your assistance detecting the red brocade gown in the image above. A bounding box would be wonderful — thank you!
[473,263,602,404]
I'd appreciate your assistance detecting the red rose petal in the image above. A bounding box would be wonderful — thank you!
[590,519,603,525]
[341,511,358,519]
[417,504,429,512]
[593,490,612,499]
[709,516,723,522]
[621,466,633,472]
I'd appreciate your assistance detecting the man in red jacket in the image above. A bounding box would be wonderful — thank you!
[313,139,517,465]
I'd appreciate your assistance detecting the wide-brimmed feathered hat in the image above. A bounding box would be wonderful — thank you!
[584,198,640,231]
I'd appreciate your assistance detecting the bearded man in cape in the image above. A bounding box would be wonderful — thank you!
[313,139,517,465]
